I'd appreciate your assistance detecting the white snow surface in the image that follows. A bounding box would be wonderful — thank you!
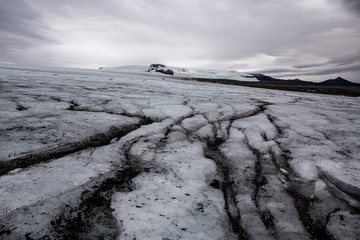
[100,65,258,82]
[0,64,359,239]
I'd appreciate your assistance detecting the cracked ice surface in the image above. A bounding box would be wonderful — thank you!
[0,65,359,239]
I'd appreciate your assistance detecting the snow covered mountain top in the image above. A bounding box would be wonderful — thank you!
[99,64,259,82]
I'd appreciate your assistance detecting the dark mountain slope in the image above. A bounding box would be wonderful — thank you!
[319,77,359,86]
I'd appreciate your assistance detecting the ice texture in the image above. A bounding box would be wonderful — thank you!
[0,64,359,239]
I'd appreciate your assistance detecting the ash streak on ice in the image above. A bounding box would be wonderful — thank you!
[0,64,359,239]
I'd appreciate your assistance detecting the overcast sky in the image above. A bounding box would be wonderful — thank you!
[1,0,359,82]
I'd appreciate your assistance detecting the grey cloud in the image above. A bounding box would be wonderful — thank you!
[261,68,302,74]
[293,59,360,70]
[259,63,360,82]
[340,0,360,16]
[294,62,330,69]
[33,0,341,60]
[293,54,360,79]
[0,0,54,64]
[0,0,359,82]
[305,64,360,76]
[328,54,360,66]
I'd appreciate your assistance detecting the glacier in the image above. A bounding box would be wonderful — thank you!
[0,64,359,239]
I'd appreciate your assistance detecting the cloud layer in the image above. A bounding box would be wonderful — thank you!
[1,0,359,82]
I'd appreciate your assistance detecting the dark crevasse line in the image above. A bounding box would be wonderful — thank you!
[207,103,278,237]
[319,171,360,215]
[49,119,173,240]
[263,110,295,176]
[0,119,158,239]
[233,102,278,235]
[204,141,251,240]
[253,156,276,232]
[49,166,142,240]
[262,105,337,240]
[0,119,158,238]
[122,122,175,181]
[325,208,342,227]
[66,104,142,119]
[321,171,360,204]
[293,199,334,240]
[0,116,153,177]
[52,122,173,240]
[51,120,178,239]
[0,167,142,240]
[242,137,276,235]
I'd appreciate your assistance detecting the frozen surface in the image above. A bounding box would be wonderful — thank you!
[0,64,359,239]
[100,65,259,82]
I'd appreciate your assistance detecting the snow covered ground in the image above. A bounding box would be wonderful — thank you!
[0,64,359,239]
[99,65,258,82]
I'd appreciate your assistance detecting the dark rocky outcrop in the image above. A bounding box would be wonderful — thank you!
[244,74,359,86]
[155,68,174,75]
[244,73,277,82]
[150,64,167,69]
[146,64,174,75]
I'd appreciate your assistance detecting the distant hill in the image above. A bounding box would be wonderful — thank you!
[98,65,359,96]
[99,64,259,82]
[318,77,359,86]
[188,72,360,97]
[244,74,359,87]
